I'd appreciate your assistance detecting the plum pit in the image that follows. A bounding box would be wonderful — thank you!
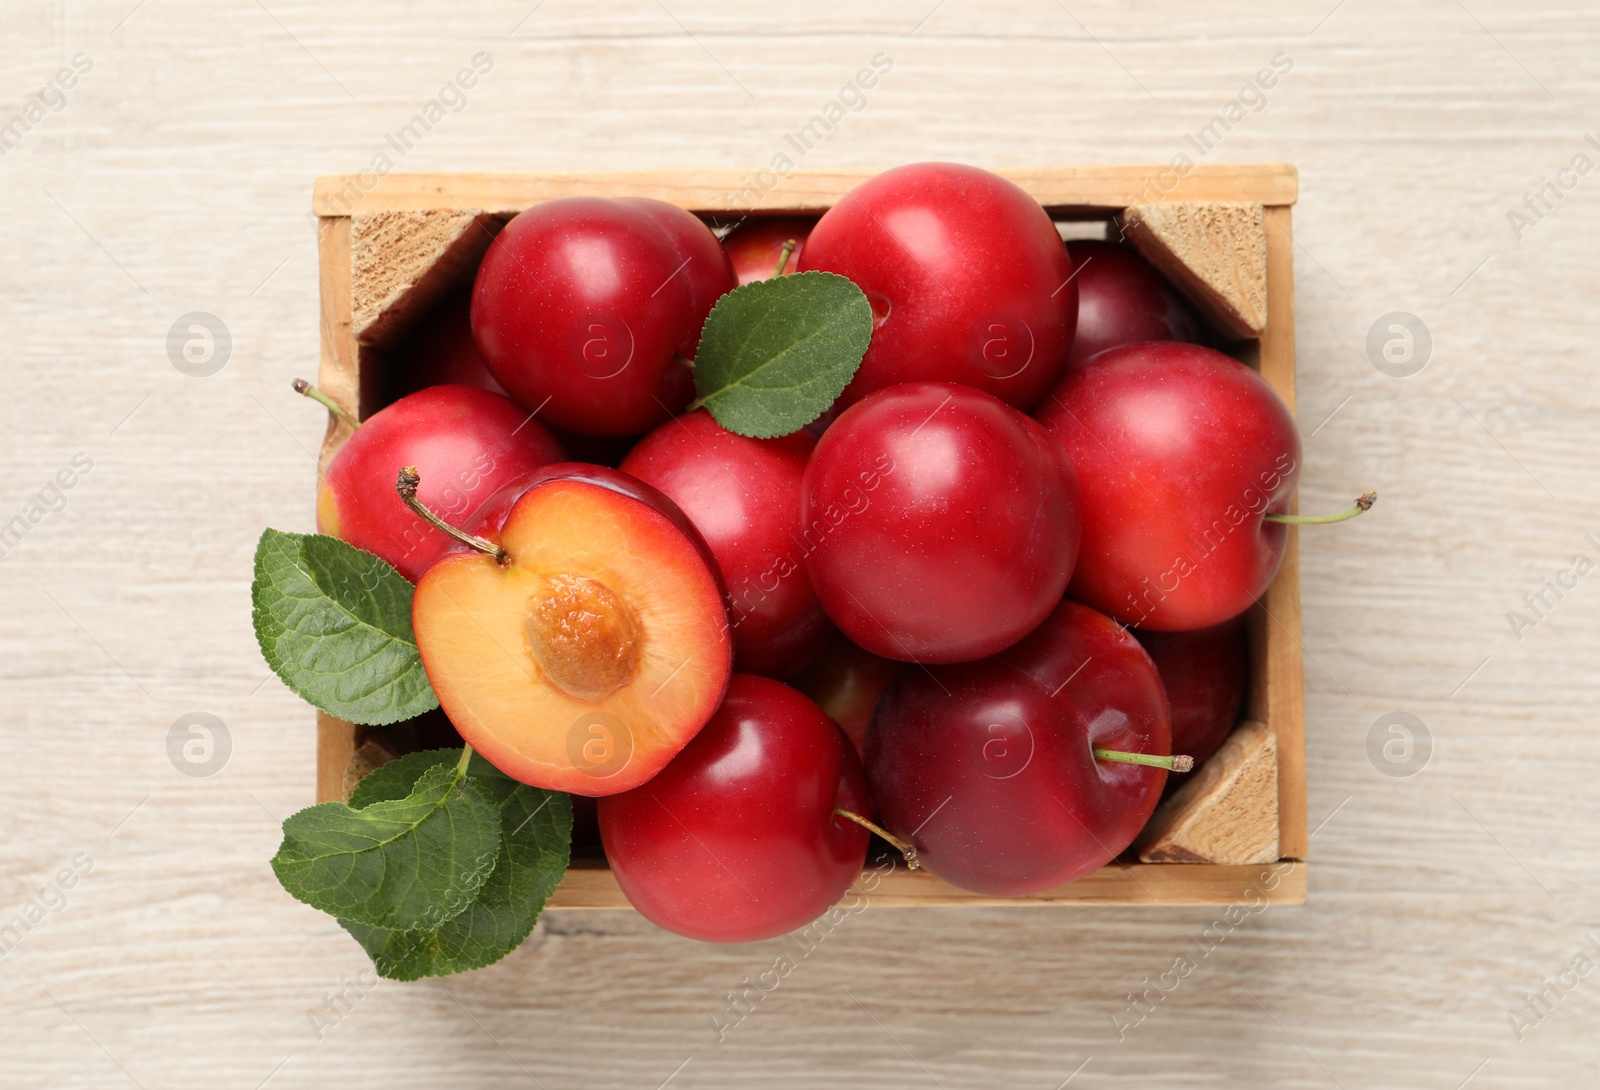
[526,573,643,701]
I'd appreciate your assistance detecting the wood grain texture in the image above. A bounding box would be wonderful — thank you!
[1249,203,1309,862]
[314,163,1299,216]
[4,2,1599,1088]
[341,736,399,801]
[1119,201,1269,337]
[350,208,498,348]
[553,857,1305,909]
[1137,720,1281,865]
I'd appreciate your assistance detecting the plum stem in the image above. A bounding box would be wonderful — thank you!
[454,744,474,778]
[833,808,920,870]
[292,378,359,430]
[395,466,508,565]
[773,239,798,278]
[1265,491,1376,525]
[1094,749,1195,773]
[673,354,696,370]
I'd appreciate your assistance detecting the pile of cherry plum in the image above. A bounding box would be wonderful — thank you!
[317,163,1325,943]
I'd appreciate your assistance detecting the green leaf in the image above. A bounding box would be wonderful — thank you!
[340,754,573,980]
[347,748,464,810]
[691,270,873,438]
[271,756,500,931]
[251,529,438,725]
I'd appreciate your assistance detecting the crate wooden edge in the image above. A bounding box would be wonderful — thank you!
[313,163,1298,217]
[553,858,1306,909]
[311,169,1308,908]
[1256,204,1307,860]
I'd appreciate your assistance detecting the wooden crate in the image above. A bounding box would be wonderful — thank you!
[310,165,1307,909]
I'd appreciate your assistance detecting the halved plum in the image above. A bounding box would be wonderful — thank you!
[411,463,733,796]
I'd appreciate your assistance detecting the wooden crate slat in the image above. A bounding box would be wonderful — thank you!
[1136,719,1280,864]
[314,164,1299,217]
[350,208,501,348]
[553,858,1306,909]
[1118,201,1268,339]
[314,213,361,807]
[1257,203,1307,860]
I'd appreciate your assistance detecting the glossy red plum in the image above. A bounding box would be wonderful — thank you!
[802,382,1081,663]
[791,634,903,758]
[866,600,1171,896]
[621,409,833,678]
[316,385,563,584]
[598,675,870,942]
[721,216,815,284]
[471,197,735,436]
[1035,341,1301,630]
[619,198,736,337]
[1065,240,1203,367]
[1135,619,1248,768]
[797,162,1076,411]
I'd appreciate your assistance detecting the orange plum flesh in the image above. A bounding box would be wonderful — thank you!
[413,473,732,796]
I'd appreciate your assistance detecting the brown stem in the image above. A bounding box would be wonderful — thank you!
[395,467,507,563]
[834,809,920,870]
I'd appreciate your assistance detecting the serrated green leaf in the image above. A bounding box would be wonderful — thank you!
[340,754,573,980]
[691,270,873,438]
[251,529,438,725]
[348,748,464,810]
[271,757,500,931]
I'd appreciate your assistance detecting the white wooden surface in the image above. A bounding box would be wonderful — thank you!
[2,2,1597,1087]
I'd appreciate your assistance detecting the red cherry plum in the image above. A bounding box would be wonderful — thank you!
[798,162,1076,411]
[1065,239,1203,367]
[865,600,1170,896]
[621,409,834,678]
[316,385,563,584]
[721,216,815,284]
[598,675,870,942]
[1035,341,1300,630]
[1135,619,1247,769]
[802,382,1081,663]
[471,197,734,436]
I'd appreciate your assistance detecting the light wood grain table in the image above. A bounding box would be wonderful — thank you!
[2,2,1596,1087]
